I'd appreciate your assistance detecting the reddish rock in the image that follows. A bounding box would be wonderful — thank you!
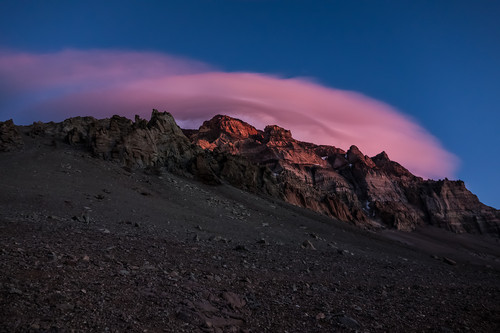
[14,112,500,236]
[186,115,500,236]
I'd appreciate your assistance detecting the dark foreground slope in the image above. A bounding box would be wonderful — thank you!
[0,115,499,332]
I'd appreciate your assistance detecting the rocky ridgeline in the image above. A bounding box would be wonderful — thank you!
[0,110,279,195]
[185,115,500,236]
[1,111,499,235]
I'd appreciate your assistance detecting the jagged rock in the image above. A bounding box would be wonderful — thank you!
[264,125,292,142]
[186,115,500,236]
[13,112,500,236]
[346,145,376,168]
[302,240,316,250]
[187,114,259,151]
[0,119,24,152]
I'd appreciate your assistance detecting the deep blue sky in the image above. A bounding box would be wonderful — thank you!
[0,0,499,208]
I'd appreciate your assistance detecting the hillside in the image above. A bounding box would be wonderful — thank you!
[0,112,499,332]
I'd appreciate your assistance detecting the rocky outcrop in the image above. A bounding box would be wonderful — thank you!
[185,115,500,236]
[24,111,198,175]
[13,111,279,197]
[0,119,24,152]
[4,112,499,236]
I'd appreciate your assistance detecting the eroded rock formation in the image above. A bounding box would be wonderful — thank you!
[185,115,500,235]
[3,112,499,236]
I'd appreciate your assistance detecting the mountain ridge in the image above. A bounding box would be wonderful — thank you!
[184,113,499,235]
[1,110,498,236]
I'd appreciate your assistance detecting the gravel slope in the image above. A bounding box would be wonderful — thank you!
[0,135,499,332]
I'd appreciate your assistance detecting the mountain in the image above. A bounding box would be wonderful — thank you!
[1,111,500,332]
[184,114,500,236]
[1,111,499,237]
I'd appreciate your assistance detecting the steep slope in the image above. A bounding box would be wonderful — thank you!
[3,110,280,195]
[185,115,500,236]
[1,112,498,236]
[1,123,499,333]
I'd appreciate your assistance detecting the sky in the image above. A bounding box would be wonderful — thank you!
[0,1,498,208]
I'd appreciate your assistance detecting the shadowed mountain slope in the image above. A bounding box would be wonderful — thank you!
[1,111,499,332]
[1,111,499,236]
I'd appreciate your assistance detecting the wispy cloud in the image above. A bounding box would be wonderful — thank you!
[0,49,458,179]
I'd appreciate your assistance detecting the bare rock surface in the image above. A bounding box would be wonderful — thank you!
[0,114,499,332]
[9,111,498,236]
[186,115,500,236]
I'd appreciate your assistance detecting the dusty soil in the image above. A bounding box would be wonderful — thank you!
[0,133,499,332]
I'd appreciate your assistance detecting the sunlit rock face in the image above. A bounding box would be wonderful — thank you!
[13,110,279,194]
[185,115,500,236]
[5,112,499,236]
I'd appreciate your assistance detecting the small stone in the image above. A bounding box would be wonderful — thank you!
[316,312,326,320]
[57,303,74,311]
[302,240,316,250]
[443,257,456,265]
[256,238,269,245]
[338,315,360,328]
[233,245,249,252]
[83,211,90,223]
[119,270,130,276]
[47,251,58,261]
[9,287,23,295]
[242,277,252,284]
[82,255,90,262]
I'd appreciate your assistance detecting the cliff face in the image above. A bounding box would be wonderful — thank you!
[186,115,500,236]
[1,111,279,195]
[1,112,498,236]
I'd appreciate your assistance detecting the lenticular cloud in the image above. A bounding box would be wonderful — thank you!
[0,49,457,179]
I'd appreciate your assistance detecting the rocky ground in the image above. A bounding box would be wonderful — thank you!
[1,131,499,332]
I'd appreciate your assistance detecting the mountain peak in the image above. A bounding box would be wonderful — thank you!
[346,145,376,168]
[8,112,495,235]
[374,151,390,161]
[197,115,258,143]
[177,114,499,235]
[372,150,414,178]
[264,125,293,142]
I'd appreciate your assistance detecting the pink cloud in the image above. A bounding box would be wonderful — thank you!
[0,49,458,179]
